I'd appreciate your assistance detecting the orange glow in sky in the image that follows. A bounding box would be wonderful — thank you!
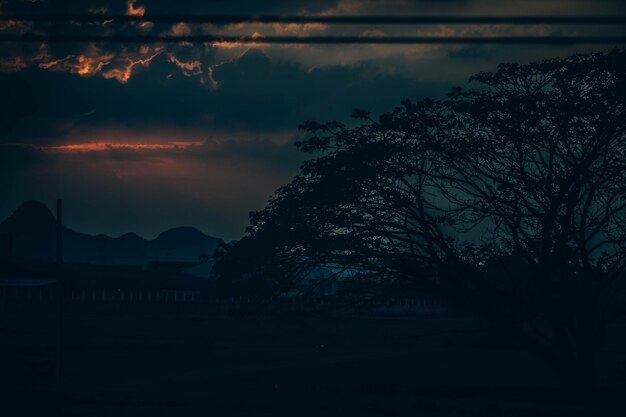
[42,141,203,152]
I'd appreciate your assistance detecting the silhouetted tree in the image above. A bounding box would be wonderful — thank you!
[211,233,302,297]
[215,50,626,391]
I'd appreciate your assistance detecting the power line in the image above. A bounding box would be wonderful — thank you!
[2,14,624,44]
[1,34,625,44]
[1,14,626,24]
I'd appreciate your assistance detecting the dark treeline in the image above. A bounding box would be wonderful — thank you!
[213,49,626,393]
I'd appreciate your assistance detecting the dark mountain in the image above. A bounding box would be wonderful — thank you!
[0,200,56,261]
[0,201,223,267]
[150,227,216,262]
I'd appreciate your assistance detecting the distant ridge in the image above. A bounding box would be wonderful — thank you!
[0,201,223,267]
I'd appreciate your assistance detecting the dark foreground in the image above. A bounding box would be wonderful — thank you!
[1,304,626,416]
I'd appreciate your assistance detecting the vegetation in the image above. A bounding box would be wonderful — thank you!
[214,49,626,390]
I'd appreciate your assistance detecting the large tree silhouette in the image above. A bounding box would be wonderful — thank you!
[215,50,626,390]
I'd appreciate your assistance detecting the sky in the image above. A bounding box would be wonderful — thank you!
[1,0,625,240]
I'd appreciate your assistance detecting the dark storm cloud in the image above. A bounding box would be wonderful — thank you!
[0,48,442,143]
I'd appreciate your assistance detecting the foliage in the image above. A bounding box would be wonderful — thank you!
[213,49,626,387]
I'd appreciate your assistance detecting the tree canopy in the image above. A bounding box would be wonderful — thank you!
[213,49,626,388]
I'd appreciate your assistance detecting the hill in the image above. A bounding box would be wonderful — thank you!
[0,201,223,267]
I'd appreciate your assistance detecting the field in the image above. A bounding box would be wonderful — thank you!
[1,302,626,416]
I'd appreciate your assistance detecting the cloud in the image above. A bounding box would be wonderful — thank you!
[37,44,116,76]
[166,53,203,77]
[2,0,625,87]
[1,41,174,83]
[100,48,164,83]
[41,140,203,152]
[126,0,146,17]
[0,48,443,145]
[0,56,28,72]
[169,22,192,37]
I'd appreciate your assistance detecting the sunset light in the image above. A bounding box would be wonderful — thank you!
[41,140,203,152]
